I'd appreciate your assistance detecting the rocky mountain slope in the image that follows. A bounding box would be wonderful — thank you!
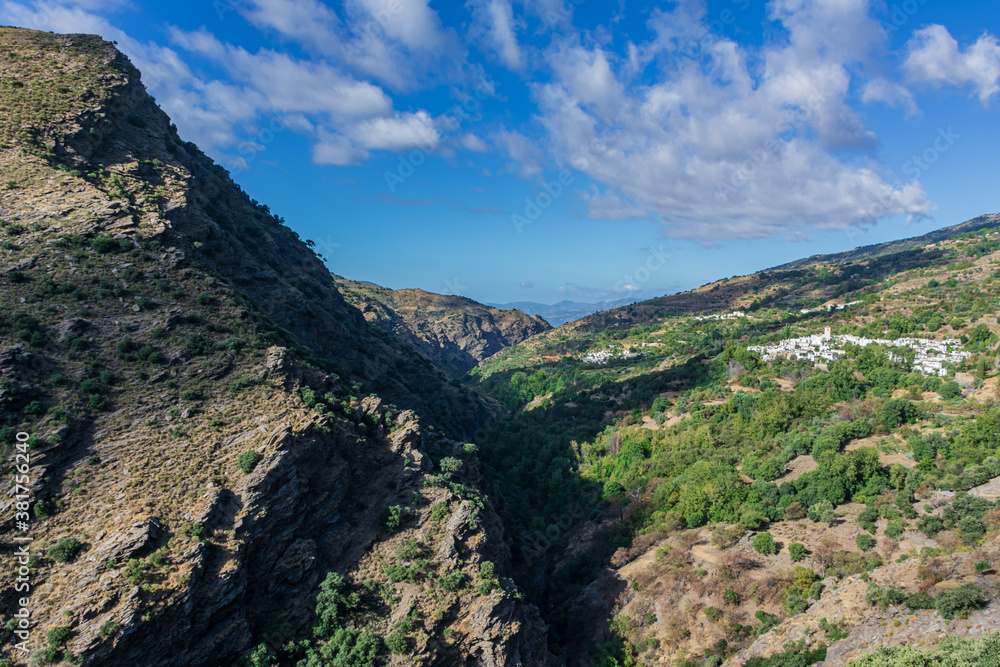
[0,27,545,666]
[333,277,550,374]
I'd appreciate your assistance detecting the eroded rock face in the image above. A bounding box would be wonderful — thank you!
[0,26,546,667]
[334,278,552,374]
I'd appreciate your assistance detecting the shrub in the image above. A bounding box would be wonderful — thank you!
[783,593,809,615]
[385,631,408,654]
[185,334,214,356]
[22,400,44,415]
[808,581,824,600]
[789,542,808,562]
[98,620,120,638]
[314,572,361,636]
[46,626,71,647]
[856,533,875,551]
[917,515,943,537]
[439,457,463,476]
[905,592,936,610]
[381,505,405,531]
[33,499,53,518]
[939,381,962,399]
[237,450,262,474]
[429,502,449,522]
[723,588,740,605]
[712,524,746,549]
[91,236,126,253]
[784,502,807,521]
[752,532,777,555]
[438,571,466,592]
[935,583,985,619]
[975,559,992,574]
[885,518,907,539]
[704,606,723,623]
[865,581,907,609]
[48,537,83,563]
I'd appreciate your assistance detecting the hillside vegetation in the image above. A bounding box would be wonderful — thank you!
[469,215,1000,665]
[0,27,544,667]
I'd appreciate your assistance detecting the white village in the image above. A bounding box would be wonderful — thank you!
[582,347,640,365]
[748,328,971,376]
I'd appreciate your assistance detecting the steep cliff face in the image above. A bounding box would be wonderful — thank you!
[334,278,551,374]
[0,27,545,666]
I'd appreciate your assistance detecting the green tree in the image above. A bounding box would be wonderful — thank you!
[752,532,777,555]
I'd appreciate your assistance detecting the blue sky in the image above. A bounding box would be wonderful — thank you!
[3,0,999,305]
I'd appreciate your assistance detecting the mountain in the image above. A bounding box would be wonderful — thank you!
[470,211,1000,664]
[480,213,1000,372]
[334,277,550,374]
[7,24,1000,667]
[487,298,640,327]
[0,27,544,666]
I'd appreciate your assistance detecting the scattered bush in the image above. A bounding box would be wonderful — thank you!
[856,533,875,551]
[904,591,936,610]
[752,532,777,555]
[935,583,985,619]
[47,537,83,563]
[789,542,808,562]
[438,571,467,592]
[381,505,405,531]
[237,450,262,474]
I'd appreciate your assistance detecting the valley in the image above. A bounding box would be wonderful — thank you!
[3,22,1000,667]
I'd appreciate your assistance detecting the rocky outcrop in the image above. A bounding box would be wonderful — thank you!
[0,26,545,667]
[334,277,551,374]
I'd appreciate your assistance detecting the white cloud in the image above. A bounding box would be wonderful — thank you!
[495,129,544,176]
[239,0,345,55]
[350,0,449,51]
[581,188,649,221]
[240,0,468,92]
[351,111,439,151]
[313,131,368,165]
[904,25,1000,103]
[461,133,488,152]
[547,44,624,121]
[468,0,524,70]
[862,78,920,117]
[531,0,929,240]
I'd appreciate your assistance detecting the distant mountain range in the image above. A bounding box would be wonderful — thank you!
[487,297,642,326]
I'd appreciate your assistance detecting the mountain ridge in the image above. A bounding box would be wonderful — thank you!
[333,276,551,374]
[0,26,545,666]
